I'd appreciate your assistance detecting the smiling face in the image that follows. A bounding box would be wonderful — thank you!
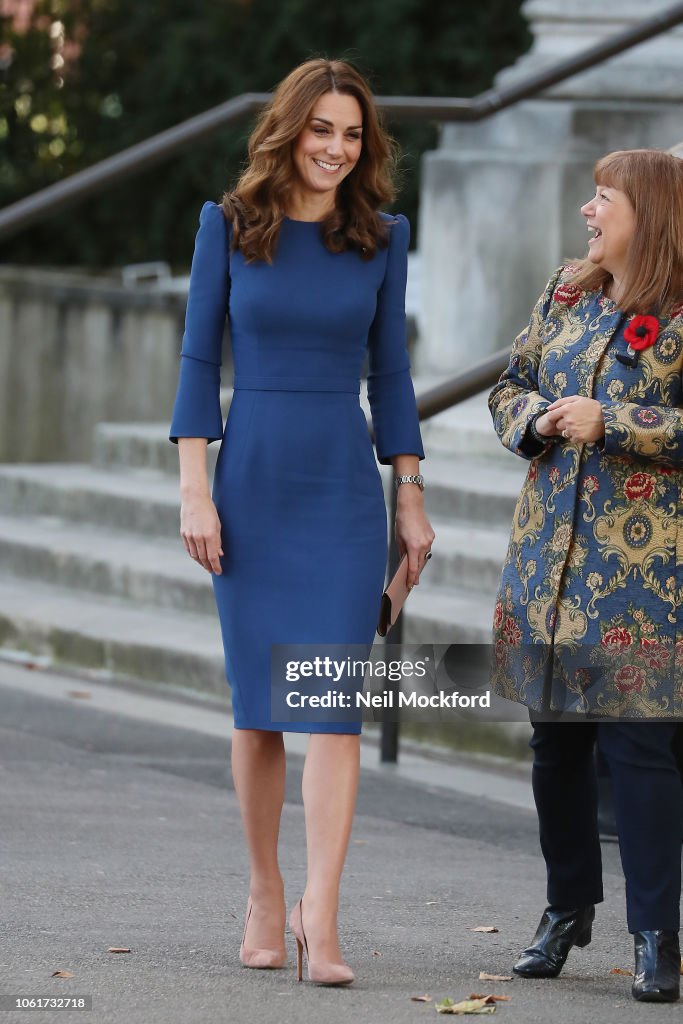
[292,91,363,205]
[581,184,636,280]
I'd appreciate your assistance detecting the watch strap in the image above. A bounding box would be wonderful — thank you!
[394,474,424,491]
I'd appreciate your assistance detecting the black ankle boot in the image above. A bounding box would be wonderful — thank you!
[632,930,680,1003]
[513,905,595,978]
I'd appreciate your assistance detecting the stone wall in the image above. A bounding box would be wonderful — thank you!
[0,267,230,463]
[415,0,683,374]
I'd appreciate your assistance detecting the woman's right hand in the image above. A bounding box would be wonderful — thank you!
[180,491,224,574]
[536,398,605,443]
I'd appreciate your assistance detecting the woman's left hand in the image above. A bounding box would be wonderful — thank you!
[545,396,605,444]
[395,488,436,588]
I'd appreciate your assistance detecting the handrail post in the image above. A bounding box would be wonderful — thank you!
[380,478,403,763]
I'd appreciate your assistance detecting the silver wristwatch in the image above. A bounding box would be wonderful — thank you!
[394,474,425,492]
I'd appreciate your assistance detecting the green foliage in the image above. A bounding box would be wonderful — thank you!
[1,0,530,266]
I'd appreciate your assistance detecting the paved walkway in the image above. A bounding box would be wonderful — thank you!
[0,660,661,1024]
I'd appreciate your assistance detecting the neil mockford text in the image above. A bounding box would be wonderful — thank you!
[282,688,491,712]
[284,689,491,710]
[282,655,492,710]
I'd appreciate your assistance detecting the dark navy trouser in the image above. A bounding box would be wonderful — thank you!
[529,721,683,932]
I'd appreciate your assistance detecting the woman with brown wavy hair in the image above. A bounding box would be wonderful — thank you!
[169,58,433,986]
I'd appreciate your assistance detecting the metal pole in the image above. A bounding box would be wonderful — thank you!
[470,1,683,120]
[380,480,403,763]
[0,93,270,241]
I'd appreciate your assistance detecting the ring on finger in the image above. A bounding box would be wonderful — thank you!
[562,429,569,439]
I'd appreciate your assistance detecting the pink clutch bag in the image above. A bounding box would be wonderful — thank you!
[376,554,412,637]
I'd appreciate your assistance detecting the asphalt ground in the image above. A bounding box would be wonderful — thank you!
[0,661,675,1024]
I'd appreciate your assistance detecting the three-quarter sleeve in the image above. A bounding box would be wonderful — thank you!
[169,201,230,444]
[367,214,424,465]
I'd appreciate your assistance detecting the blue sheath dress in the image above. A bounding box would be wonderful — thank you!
[170,201,423,732]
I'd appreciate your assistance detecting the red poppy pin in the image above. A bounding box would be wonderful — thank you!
[618,315,660,367]
[625,315,659,351]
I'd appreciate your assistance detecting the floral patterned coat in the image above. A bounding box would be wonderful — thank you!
[489,265,683,719]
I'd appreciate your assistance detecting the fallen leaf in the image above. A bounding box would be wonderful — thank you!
[67,690,92,699]
[469,994,510,1002]
[108,947,131,954]
[609,967,633,976]
[471,926,498,934]
[51,971,74,978]
[410,994,433,1003]
[478,972,513,982]
[435,996,496,1015]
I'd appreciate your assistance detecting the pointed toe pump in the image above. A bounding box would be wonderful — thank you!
[239,898,287,970]
[632,930,680,1003]
[513,905,595,979]
[288,899,354,986]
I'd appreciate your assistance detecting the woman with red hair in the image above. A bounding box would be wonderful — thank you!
[490,148,683,1002]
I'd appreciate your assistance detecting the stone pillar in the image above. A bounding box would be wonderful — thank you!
[416,0,683,374]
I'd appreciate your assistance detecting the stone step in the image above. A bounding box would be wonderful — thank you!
[424,454,525,527]
[93,422,206,476]
[0,577,225,696]
[93,386,516,474]
[0,520,489,629]
[425,520,509,594]
[0,532,497,700]
[0,568,493,706]
[0,505,501,705]
[0,548,493,703]
[94,386,373,475]
[0,453,527,538]
[0,464,182,537]
[93,386,233,474]
[403,584,495,645]
[0,513,215,616]
[0,502,510,617]
[419,390,518,464]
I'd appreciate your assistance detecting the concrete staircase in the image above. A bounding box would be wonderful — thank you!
[406,392,525,644]
[0,388,526,700]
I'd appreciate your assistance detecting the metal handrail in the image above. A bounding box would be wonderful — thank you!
[2,1,683,241]
[414,348,509,423]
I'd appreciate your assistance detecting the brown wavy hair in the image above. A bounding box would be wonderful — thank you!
[569,149,683,315]
[221,58,398,264]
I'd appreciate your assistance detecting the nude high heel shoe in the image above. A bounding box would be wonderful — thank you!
[288,899,354,986]
[239,897,287,969]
